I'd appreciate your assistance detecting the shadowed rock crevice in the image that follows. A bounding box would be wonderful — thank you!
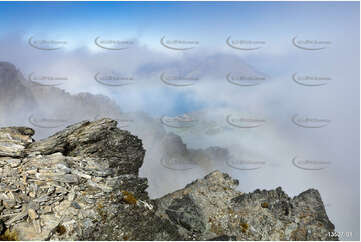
[166,195,206,233]
[0,119,337,240]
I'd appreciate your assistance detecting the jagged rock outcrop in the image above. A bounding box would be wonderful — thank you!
[156,172,337,241]
[0,119,337,240]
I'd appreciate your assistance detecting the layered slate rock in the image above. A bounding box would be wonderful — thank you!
[28,119,145,176]
[0,127,34,158]
[0,119,337,240]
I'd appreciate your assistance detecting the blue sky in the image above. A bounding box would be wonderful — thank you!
[0,2,359,50]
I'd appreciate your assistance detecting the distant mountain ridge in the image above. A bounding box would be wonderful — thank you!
[0,61,124,139]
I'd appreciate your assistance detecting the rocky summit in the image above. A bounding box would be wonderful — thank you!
[0,119,337,240]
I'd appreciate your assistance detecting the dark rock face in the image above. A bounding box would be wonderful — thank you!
[28,119,145,176]
[209,235,237,241]
[0,119,337,240]
[166,195,206,233]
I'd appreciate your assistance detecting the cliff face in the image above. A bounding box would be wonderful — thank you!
[0,119,337,241]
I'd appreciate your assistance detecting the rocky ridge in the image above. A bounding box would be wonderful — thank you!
[0,119,337,240]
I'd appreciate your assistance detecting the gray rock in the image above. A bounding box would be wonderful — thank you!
[0,119,337,241]
[156,171,337,241]
[0,127,34,157]
[28,119,145,176]
[166,195,206,233]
